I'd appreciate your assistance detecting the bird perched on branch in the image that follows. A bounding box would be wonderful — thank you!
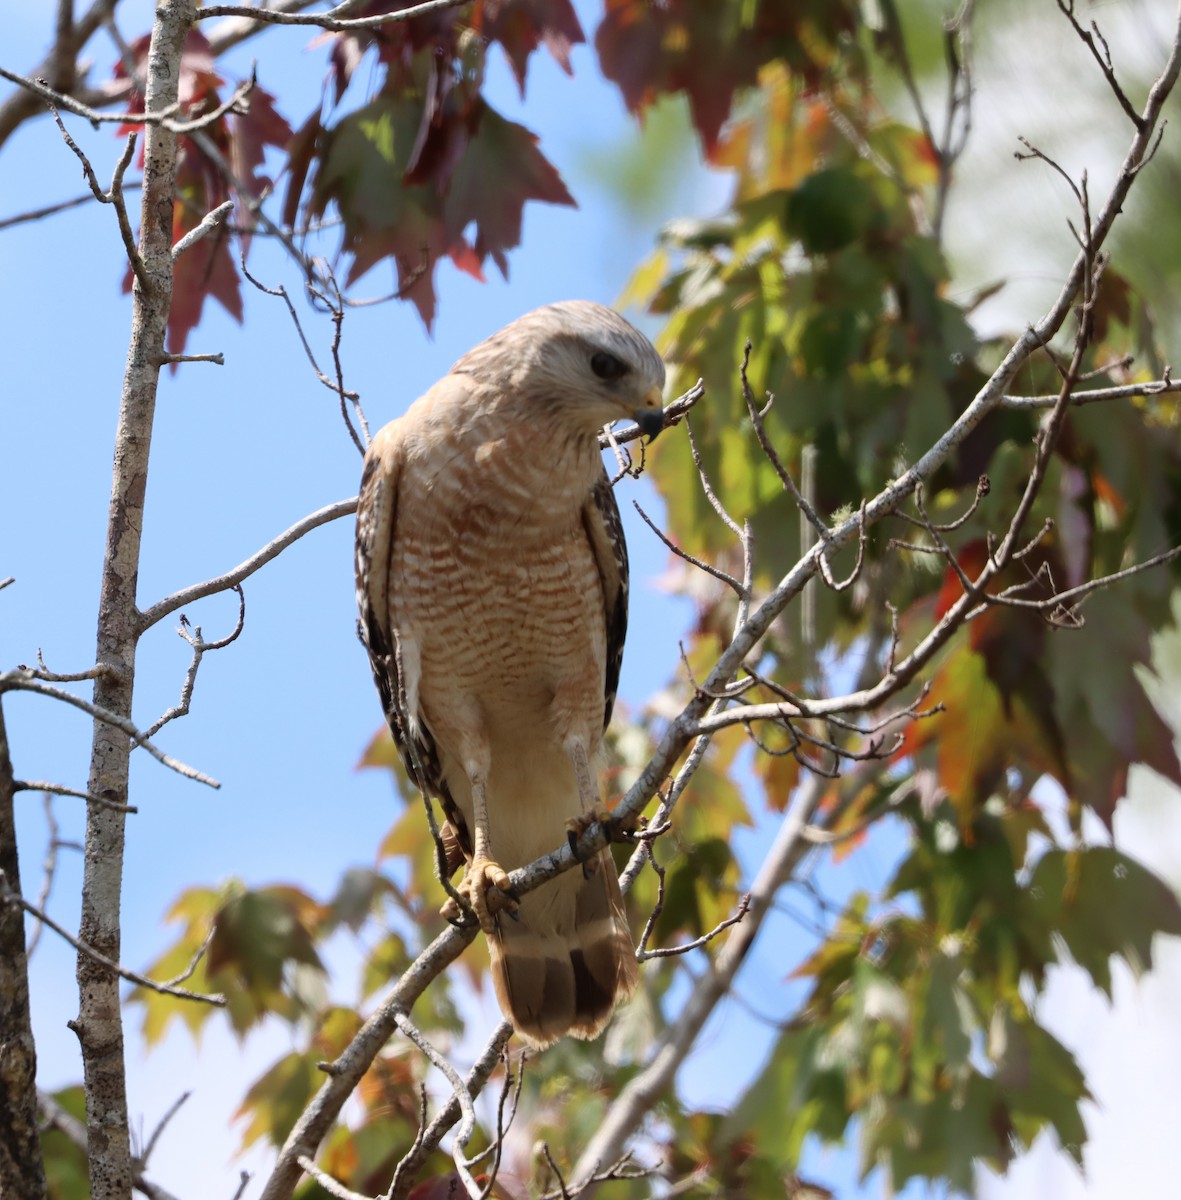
[355,301,665,1046]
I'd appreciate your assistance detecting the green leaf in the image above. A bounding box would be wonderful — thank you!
[786,167,877,254]
[990,1005,1088,1163]
[324,866,397,934]
[443,100,576,277]
[914,950,974,1093]
[862,1072,1006,1193]
[361,931,411,1000]
[42,1086,89,1200]
[723,1024,848,1170]
[1028,847,1181,994]
[235,1052,321,1149]
[208,886,325,992]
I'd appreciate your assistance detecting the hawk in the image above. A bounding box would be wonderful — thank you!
[355,301,665,1046]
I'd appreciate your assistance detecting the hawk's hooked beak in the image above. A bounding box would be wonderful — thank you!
[633,385,666,442]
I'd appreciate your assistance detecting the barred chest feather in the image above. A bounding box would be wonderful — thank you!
[392,418,610,734]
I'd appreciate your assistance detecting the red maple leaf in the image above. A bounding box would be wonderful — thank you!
[473,0,586,94]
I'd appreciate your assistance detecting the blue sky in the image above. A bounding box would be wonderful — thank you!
[4,3,1181,1199]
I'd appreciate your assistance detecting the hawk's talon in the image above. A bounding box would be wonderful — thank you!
[451,855,519,934]
[567,804,623,877]
[567,803,636,854]
[439,893,478,928]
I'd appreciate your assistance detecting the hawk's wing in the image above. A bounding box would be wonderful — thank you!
[354,427,453,816]
[582,467,629,731]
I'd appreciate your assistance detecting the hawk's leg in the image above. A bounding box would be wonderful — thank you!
[563,735,624,878]
[442,764,518,932]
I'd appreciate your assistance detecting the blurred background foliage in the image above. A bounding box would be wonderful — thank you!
[22,0,1181,1196]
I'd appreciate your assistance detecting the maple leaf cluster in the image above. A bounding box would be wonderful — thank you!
[117,30,292,355]
[113,0,859,348]
[596,0,858,158]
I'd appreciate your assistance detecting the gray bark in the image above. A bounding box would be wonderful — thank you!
[74,4,194,1198]
[0,700,49,1200]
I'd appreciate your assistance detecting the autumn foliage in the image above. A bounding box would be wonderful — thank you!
[7,1,1181,1199]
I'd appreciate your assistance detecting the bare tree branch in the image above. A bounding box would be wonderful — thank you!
[171,198,234,260]
[386,1023,514,1200]
[137,585,246,742]
[140,1091,192,1168]
[0,0,122,150]
[1001,374,1181,407]
[139,497,358,631]
[0,872,225,1006]
[26,793,64,957]
[392,1012,483,1198]
[194,0,471,34]
[0,672,219,788]
[44,104,148,291]
[1057,0,1145,129]
[571,775,828,1190]
[12,780,136,813]
[296,1156,369,1200]
[0,185,141,231]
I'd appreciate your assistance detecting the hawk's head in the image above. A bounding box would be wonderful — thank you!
[455,300,668,440]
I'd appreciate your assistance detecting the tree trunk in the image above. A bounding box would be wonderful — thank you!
[75,4,194,1198]
[0,699,49,1200]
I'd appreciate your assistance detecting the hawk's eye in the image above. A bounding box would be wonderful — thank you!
[590,350,629,382]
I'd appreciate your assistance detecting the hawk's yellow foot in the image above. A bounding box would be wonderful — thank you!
[440,855,518,933]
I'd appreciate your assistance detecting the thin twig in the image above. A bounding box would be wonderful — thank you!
[139,497,357,631]
[159,925,215,990]
[599,380,705,451]
[167,74,255,134]
[141,1092,192,1167]
[159,352,225,365]
[740,342,830,539]
[393,1011,482,1198]
[637,893,751,961]
[683,415,742,537]
[0,186,142,231]
[1001,375,1181,407]
[171,199,234,260]
[295,1157,368,1200]
[27,793,61,956]
[194,0,473,34]
[634,840,668,959]
[633,501,743,594]
[816,499,867,593]
[1056,0,1145,129]
[44,99,149,292]
[21,648,112,682]
[893,475,990,534]
[0,672,219,788]
[0,872,225,1006]
[137,585,245,742]
[12,780,136,813]
[386,1023,513,1200]
[305,269,369,453]
[239,256,364,419]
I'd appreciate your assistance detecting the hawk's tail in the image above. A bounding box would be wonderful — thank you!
[488,850,637,1048]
